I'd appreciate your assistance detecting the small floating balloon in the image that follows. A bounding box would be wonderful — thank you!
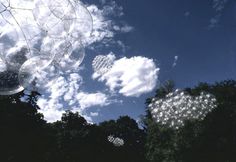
[92,54,115,75]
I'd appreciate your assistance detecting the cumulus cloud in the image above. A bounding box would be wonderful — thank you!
[86,1,133,51]
[76,92,109,109]
[113,24,134,33]
[86,4,114,44]
[32,0,133,122]
[94,55,160,97]
[37,101,65,123]
[34,67,111,122]
[0,0,154,122]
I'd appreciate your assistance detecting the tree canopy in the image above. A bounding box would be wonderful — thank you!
[0,80,236,162]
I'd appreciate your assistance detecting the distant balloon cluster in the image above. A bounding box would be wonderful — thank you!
[148,90,217,129]
[0,0,93,95]
[92,55,115,75]
[107,135,124,147]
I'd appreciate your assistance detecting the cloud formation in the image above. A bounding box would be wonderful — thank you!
[94,55,160,97]
[1,0,158,122]
[76,92,109,109]
[33,0,133,122]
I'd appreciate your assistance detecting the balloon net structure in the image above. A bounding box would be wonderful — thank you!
[0,0,93,95]
[107,135,124,147]
[148,90,217,129]
[92,55,115,75]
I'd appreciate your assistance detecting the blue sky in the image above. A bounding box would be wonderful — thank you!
[1,0,236,123]
[78,0,236,123]
[115,0,236,87]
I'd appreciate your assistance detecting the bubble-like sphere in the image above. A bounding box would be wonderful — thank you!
[0,57,7,72]
[0,53,23,96]
[49,38,73,62]
[4,45,30,70]
[32,0,75,38]
[68,1,93,40]
[69,41,85,66]
[56,41,85,70]
[0,0,42,51]
[18,56,53,91]
[32,0,93,40]
[0,69,24,95]
[0,0,92,95]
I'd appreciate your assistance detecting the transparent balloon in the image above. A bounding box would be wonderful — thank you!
[0,0,92,95]
[0,70,24,95]
[32,0,75,38]
[18,56,53,91]
[56,40,85,70]
[68,1,93,40]
[0,0,42,51]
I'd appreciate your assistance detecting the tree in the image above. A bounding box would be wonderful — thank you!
[0,91,52,162]
[99,116,147,162]
[145,80,177,162]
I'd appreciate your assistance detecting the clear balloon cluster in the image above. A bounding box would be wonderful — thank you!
[148,89,217,129]
[92,55,115,75]
[0,0,93,95]
[107,135,124,147]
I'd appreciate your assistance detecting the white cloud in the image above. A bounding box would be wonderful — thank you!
[35,67,111,122]
[86,1,133,49]
[86,4,114,45]
[38,91,110,123]
[37,99,65,123]
[1,0,153,122]
[29,1,131,122]
[113,24,134,33]
[172,55,178,67]
[102,1,124,17]
[94,56,160,97]
[76,92,109,109]
[90,112,99,117]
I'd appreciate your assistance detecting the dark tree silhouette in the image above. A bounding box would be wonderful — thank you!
[0,92,52,162]
[0,80,236,162]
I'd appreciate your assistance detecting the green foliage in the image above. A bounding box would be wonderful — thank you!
[0,93,147,162]
[0,92,51,162]
[100,116,147,162]
[1,80,236,162]
[145,121,177,162]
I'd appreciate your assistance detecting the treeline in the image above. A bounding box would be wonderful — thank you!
[0,80,236,162]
